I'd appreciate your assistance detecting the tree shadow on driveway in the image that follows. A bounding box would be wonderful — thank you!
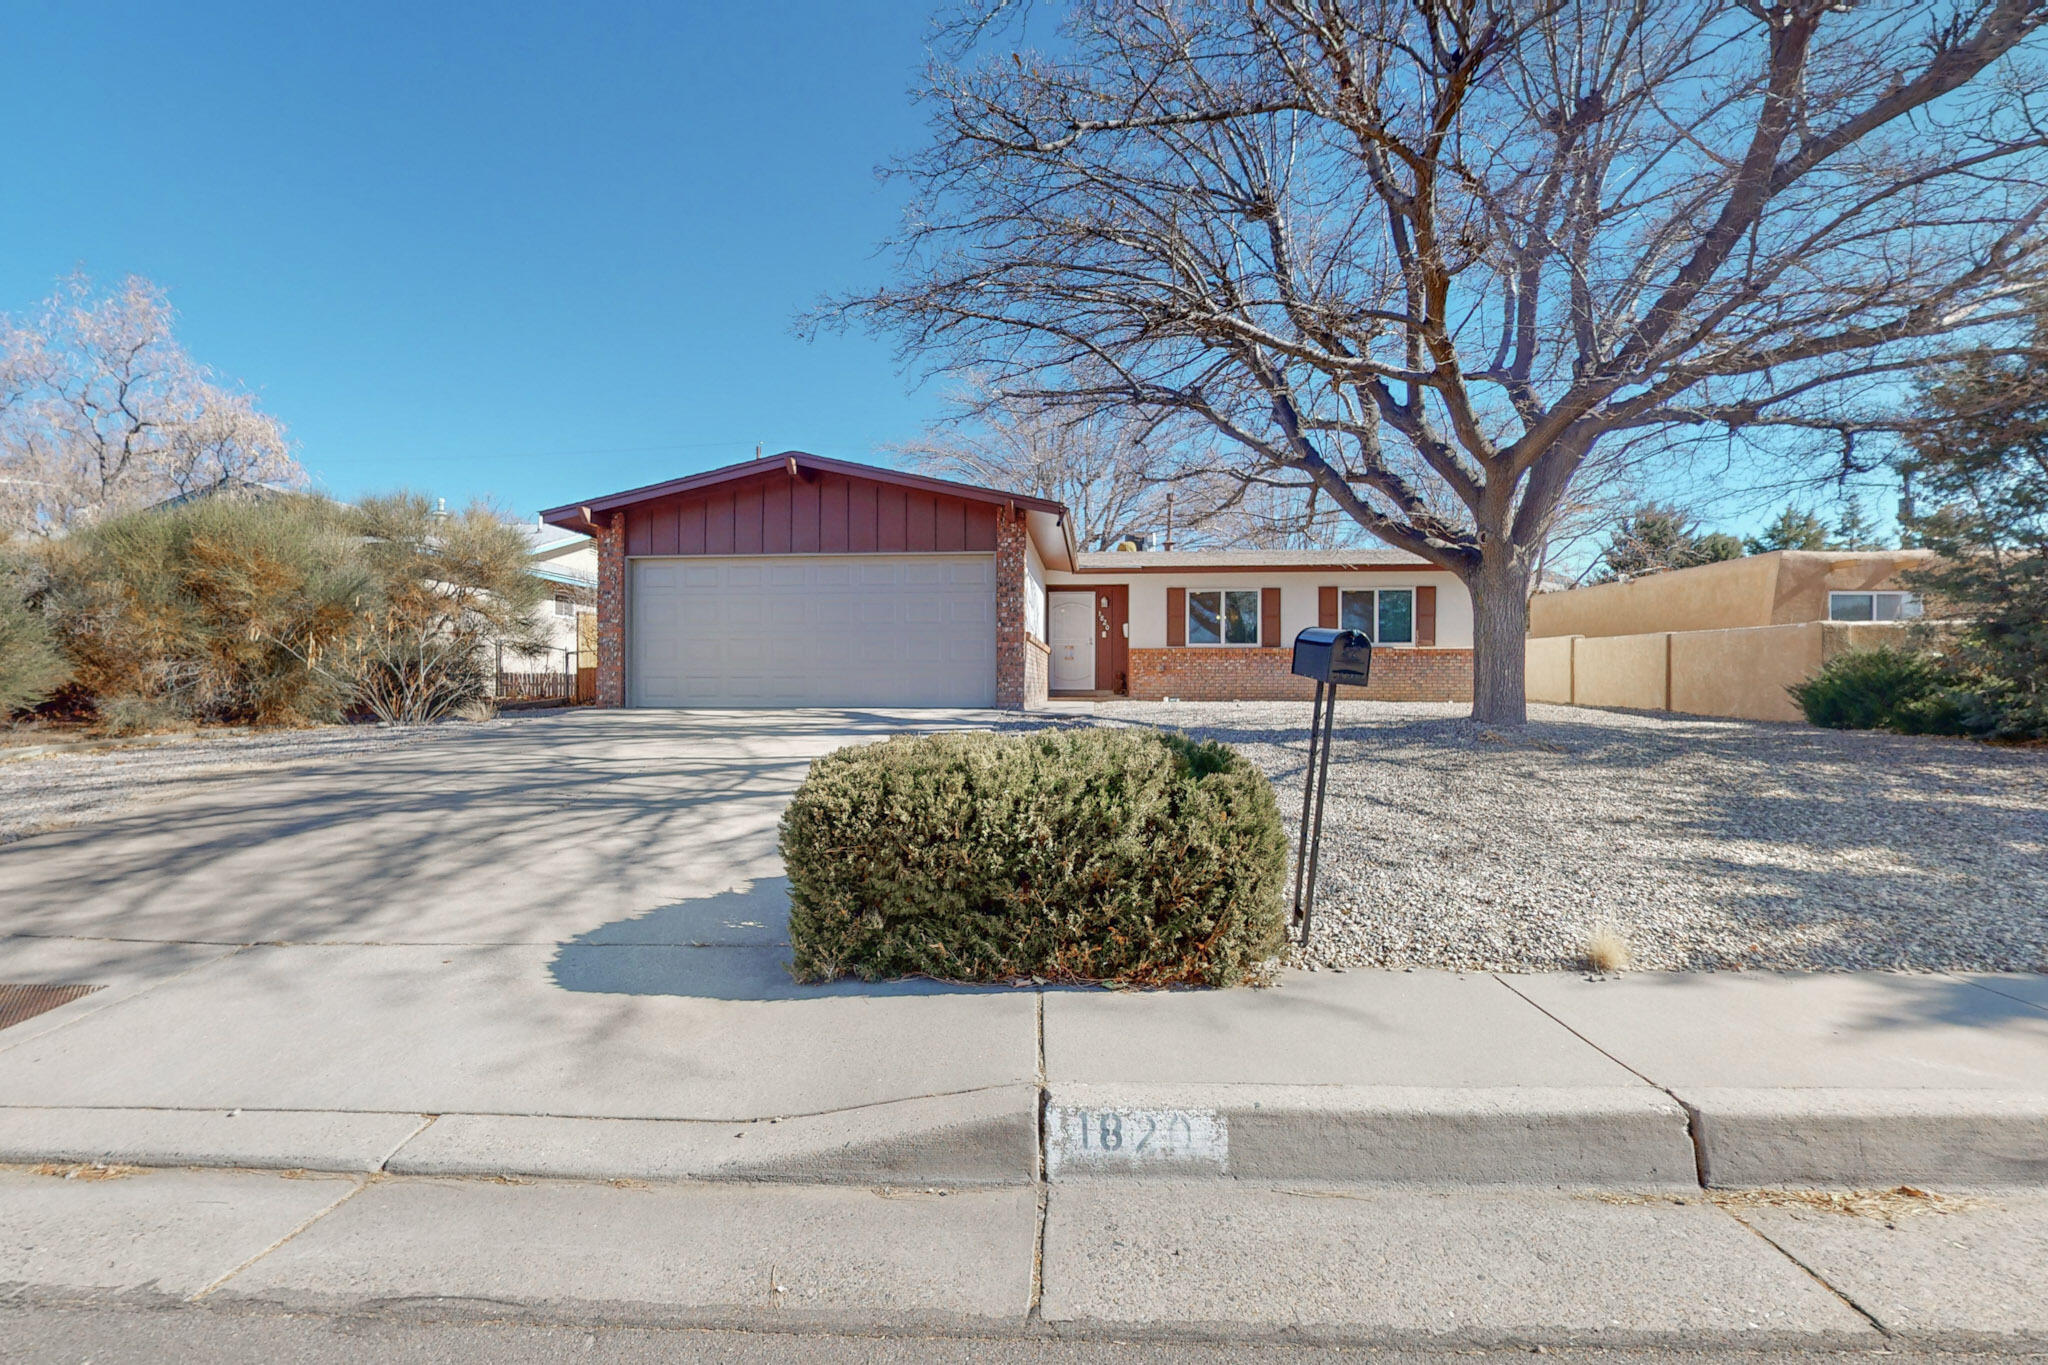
[547,878,1019,1001]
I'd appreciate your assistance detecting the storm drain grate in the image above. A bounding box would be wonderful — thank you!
[0,983,105,1031]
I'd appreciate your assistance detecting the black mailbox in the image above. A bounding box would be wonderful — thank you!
[1291,627,1373,687]
[1286,627,1370,948]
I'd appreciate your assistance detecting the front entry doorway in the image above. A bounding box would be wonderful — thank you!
[1048,586,1129,695]
[1048,591,1095,691]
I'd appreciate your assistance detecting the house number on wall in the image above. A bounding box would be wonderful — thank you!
[1045,1105,1226,1173]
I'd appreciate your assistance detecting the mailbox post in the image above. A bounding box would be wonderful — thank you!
[1288,628,1372,945]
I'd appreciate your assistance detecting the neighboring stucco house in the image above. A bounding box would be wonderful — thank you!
[1528,549,1932,638]
[1525,549,1935,722]
[540,452,1476,709]
[517,519,599,668]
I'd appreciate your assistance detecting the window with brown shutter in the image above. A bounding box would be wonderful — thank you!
[1166,586,1186,646]
[1415,584,1437,646]
[1261,587,1282,647]
[1318,586,1338,629]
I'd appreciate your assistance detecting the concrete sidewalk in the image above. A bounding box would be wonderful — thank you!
[1,942,2042,1188]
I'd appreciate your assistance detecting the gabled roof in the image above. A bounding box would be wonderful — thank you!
[540,451,1067,534]
[1070,547,1432,573]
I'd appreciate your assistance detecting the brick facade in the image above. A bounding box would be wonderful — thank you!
[994,509,1031,709]
[594,511,626,708]
[1024,637,1049,707]
[1128,646,1473,702]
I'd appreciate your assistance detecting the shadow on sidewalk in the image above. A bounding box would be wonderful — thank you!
[546,878,1020,1001]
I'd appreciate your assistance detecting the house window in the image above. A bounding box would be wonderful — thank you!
[553,593,576,618]
[1188,589,1260,645]
[1828,590,1922,622]
[1339,588,1415,644]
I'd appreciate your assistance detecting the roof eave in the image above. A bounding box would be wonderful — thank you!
[541,450,1066,533]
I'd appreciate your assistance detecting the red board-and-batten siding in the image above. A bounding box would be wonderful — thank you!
[622,469,1001,559]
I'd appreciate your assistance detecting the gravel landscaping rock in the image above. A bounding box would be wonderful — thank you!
[1097,701,2048,974]
[0,721,509,844]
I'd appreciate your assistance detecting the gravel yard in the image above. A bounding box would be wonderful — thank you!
[1098,701,2048,974]
[0,721,507,844]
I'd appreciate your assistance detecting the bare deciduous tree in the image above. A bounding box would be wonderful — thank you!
[896,383,1347,548]
[0,274,302,536]
[828,0,2048,723]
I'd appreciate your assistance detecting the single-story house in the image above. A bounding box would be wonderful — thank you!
[540,452,1474,709]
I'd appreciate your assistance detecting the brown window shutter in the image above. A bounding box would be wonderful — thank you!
[1415,585,1437,646]
[1318,586,1338,629]
[1166,586,1186,646]
[1261,587,1282,647]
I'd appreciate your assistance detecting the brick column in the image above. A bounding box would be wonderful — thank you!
[994,508,1028,710]
[595,511,626,707]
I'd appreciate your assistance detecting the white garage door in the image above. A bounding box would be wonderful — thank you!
[629,555,998,707]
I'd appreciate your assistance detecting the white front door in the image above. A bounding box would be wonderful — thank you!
[1048,592,1095,691]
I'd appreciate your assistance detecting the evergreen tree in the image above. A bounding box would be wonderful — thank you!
[1597,503,1742,581]
[1899,331,2048,739]
[1832,494,1889,551]
[1745,506,1832,554]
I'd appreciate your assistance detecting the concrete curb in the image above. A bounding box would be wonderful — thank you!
[1044,1084,1700,1186]
[7,1086,2045,1191]
[385,1088,1039,1185]
[0,1106,429,1173]
[1682,1087,2048,1188]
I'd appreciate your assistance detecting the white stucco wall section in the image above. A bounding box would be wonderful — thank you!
[1024,537,1048,642]
[541,542,600,582]
[1042,569,1473,649]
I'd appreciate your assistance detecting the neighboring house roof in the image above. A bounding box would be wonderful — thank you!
[515,520,588,554]
[1527,548,1935,638]
[1068,547,1434,573]
[144,476,296,513]
[518,518,598,587]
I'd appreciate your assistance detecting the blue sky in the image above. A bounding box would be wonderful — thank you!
[0,1,944,519]
[1,2,1897,548]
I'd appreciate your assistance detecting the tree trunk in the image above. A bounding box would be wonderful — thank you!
[1468,544,1533,727]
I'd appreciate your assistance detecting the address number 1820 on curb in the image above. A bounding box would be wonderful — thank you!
[1045,1105,1227,1174]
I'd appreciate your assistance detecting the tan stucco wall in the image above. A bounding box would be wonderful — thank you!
[1667,624,1824,723]
[1529,555,1779,638]
[1528,620,1921,723]
[1570,633,1668,710]
[1767,551,1932,624]
[1526,635,1576,704]
[1528,550,1933,638]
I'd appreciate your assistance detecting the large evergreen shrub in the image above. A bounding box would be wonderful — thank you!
[1790,647,1967,735]
[30,490,547,730]
[40,494,368,729]
[0,556,67,717]
[349,493,548,723]
[781,727,1289,988]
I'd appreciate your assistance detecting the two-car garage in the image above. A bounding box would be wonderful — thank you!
[543,452,1068,709]
[628,554,997,708]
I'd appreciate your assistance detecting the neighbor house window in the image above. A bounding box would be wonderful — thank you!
[1339,588,1415,644]
[553,593,576,618]
[1188,589,1260,645]
[1828,590,1922,622]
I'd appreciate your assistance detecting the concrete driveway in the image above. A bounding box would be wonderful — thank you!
[0,710,1048,1176]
